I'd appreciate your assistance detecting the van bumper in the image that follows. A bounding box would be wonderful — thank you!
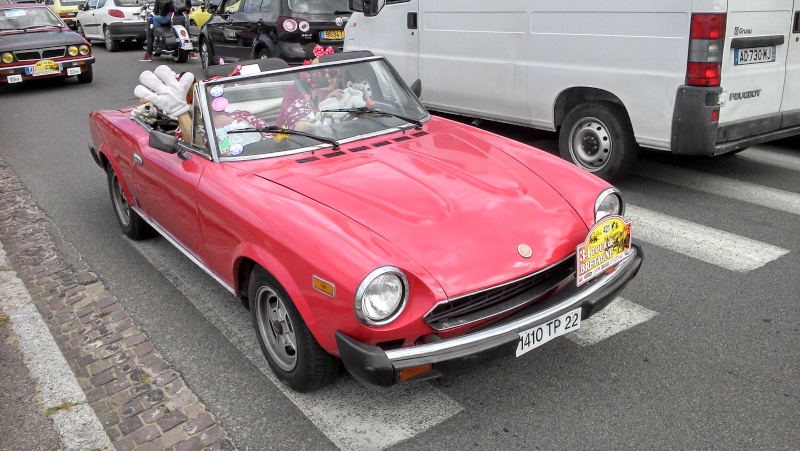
[671,85,800,155]
[336,245,643,389]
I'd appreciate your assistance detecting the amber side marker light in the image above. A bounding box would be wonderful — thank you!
[312,276,335,297]
[398,364,433,382]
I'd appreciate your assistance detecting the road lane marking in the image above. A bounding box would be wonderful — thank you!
[566,297,657,346]
[633,160,800,216]
[626,205,789,272]
[738,148,800,172]
[131,239,462,451]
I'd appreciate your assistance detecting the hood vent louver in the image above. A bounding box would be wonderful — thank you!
[296,129,430,164]
[393,136,411,142]
[296,156,320,164]
[412,131,429,137]
[349,146,369,152]
[372,141,391,147]
[323,151,346,158]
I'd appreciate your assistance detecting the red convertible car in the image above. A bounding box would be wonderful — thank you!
[88,53,643,392]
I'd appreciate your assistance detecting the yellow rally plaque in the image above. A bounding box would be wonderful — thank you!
[30,60,60,76]
[576,215,632,286]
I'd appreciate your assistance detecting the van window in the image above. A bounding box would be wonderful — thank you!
[286,0,347,15]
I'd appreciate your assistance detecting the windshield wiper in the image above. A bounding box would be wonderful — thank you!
[226,126,341,150]
[21,25,60,30]
[320,107,424,129]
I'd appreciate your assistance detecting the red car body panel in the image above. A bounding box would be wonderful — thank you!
[89,109,615,355]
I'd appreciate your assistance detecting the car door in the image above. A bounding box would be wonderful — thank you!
[780,0,800,122]
[233,0,268,60]
[78,0,100,38]
[205,0,239,60]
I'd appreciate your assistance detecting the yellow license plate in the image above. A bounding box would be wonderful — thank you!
[576,215,632,286]
[27,60,61,76]
[321,30,344,40]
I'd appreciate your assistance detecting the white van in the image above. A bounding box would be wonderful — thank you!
[345,0,800,180]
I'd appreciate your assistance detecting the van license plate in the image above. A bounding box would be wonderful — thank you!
[321,30,344,40]
[516,308,581,357]
[734,46,776,65]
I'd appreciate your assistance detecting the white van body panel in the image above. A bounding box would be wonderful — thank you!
[345,0,799,166]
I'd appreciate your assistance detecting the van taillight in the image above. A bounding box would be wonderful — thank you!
[686,13,726,86]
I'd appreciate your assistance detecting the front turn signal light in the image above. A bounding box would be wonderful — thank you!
[397,364,432,382]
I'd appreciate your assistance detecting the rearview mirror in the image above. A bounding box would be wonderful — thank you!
[353,0,385,17]
[348,0,363,12]
[148,130,180,154]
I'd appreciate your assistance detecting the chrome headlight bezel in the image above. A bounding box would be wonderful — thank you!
[594,187,625,223]
[355,266,409,327]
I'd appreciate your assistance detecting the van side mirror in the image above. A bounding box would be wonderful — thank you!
[356,0,385,17]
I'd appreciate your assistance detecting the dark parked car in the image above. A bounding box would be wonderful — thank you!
[198,0,350,67]
[0,3,94,85]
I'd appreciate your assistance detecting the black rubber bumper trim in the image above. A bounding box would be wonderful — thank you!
[337,245,643,389]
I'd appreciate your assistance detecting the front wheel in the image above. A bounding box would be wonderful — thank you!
[199,39,213,69]
[77,65,93,84]
[104,27,120,52]
[107,166,154,240]
[173,48,189,63]
[558,102,638,182]
[249,266,340,392]
[257,48,270,59]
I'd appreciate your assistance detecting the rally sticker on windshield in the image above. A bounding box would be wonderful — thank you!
[576,215,632,286]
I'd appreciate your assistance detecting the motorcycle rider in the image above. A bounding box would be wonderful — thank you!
[141,0,196,61]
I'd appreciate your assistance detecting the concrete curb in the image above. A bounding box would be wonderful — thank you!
[0,244,114,451]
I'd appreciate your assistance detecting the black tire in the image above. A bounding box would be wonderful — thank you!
[249,266,341,392]
[77,65,93,84]
[104,26,120,52]
[173,48,189,63]
[199,38,213,69]
[558,102,638,182]
[257,48,270,59]
[107,166,154,240]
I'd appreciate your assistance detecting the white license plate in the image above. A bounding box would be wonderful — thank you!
[67,67,81,76]
[734,46,776,65]
[516,307,581,357]
[7,74,22,83]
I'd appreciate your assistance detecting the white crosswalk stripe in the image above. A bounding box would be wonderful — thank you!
[737,148,800,172]
[633,160,800,216]
[567,297,657,346]
[626,205,789,272]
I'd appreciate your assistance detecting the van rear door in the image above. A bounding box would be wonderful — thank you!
[779,0,800,123]
[719,0,793,127]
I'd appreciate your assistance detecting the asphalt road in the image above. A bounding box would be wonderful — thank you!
[1,44,799,450]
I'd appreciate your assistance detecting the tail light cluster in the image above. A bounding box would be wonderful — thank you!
[279,17,310,33]
[108,9,125,18]
[686,13,726,86]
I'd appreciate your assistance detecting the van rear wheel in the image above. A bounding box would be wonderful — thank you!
[559,102,637,182]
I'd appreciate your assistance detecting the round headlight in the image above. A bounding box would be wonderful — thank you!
[595,187,624,222]
[79,45,90,55]
[355,267,409,326]
[68,45,79,56]
[2,53,13,64]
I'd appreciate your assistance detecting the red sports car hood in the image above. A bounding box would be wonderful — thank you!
[239,123,589,296]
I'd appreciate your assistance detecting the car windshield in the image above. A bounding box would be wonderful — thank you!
[203,58,429,160]
[0,7,61,31]
[286,0,348,15]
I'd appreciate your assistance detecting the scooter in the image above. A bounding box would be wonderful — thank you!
[140,5,194,63]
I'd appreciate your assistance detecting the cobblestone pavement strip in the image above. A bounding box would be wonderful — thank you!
[0,158,236,451]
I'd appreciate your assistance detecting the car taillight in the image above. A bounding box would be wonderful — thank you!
[686,13,726,86]
[108,9,125,18]
[278,17,308,33]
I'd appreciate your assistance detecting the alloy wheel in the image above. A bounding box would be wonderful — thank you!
[255,286,298,372]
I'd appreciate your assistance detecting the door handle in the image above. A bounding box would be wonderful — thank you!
[794,11,800,34]
[133,153,143,165]
[407,12,417,30]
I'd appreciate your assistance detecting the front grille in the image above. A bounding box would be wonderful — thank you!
[14,47,66,62]
[424,254,576,331]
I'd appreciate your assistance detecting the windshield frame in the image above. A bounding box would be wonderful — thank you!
[196,56,430,163]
